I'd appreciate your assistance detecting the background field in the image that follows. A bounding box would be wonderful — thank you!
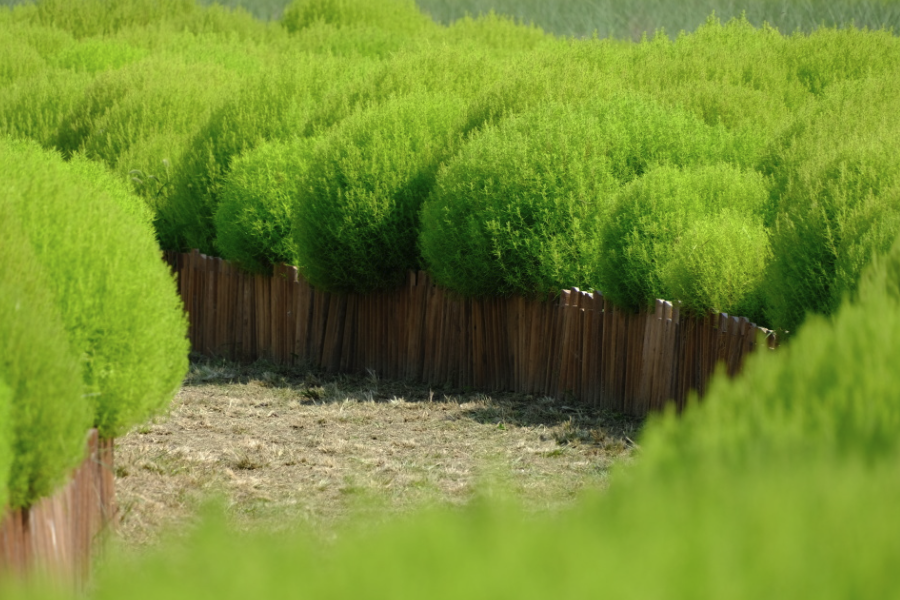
[3,0,900,37]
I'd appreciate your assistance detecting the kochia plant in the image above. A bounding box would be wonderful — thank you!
[598,164,770,319]
[293,92,470,292]
[0,138,189,439]
[0,201,91,509]
[216,137,319,273]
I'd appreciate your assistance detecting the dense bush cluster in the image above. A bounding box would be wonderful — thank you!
[3,0,900,333]
[0,138,188,508]
[598,164,770,319]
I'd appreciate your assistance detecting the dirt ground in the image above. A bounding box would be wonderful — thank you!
[114,357,642,548]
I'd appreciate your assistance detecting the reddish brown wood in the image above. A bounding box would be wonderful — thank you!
[0,430,115,589]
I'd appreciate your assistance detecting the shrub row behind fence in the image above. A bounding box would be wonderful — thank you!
[166,250,777,415]
[0,429,115,588]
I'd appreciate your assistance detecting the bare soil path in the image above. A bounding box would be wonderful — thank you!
[114,358,641,548]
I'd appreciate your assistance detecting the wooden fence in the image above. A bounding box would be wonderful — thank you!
[0,430,115,588]
[165,250,777,415]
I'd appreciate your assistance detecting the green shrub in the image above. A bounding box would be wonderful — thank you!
[637,231,900,479]
[47,37,148,73]
[0,138,189,439]
[281,0,435,35]
[281,21,423,57]
[48,458,900,600]
[469,66,753,171]
[73,57,239,228]
[0,67,93,148]
[761,76,900,333]
[113,2,273,45]
[598,164,769,317]
[616,15,810,140]
[294,92,469,292]
[422,94,759,299]
[0,379,11,511]
[75,57,236,166]
[347,44,509,107]
[66,153,155,230]
[420,102,619,298]
[781,26,900,96]
[27,0,200,38]
[0,19,75,63]
[437,11,553,52]
[165,53,378,253]
[462,44,628,130]
[215,137,319,273]
[0,33,48,85]
[0,202,91,509]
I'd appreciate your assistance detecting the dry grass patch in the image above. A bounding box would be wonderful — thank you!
[115,357,640,548]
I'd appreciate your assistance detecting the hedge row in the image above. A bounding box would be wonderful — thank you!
[0,201,89,510]
[0,137,189,508]
[3,0,900,333]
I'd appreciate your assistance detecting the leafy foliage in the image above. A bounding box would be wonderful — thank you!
[598,164,769,318]
[761,76,900,333]
[280,0,435,35]
[294,93,469,292]
[420,101,618,298]
[0,138,189,439]
[0,200,91,509]
[164,53,377,253]
[25,0,200,38]
[215,137,318,273]
[0,67,93,148]
[638,231,900,478]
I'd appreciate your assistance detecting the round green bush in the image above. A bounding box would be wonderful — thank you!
[0,138,189,439]
[0,34,48,86]
[215,137,319,273]
[761,76,900,334]
[0,202,91,509]
[420,95,755,299]
[166,53,377,253]
[283,21,425,57]
[419,102,619,298]
[294,92,470,292]
[437,12,552,52]
[281,0,435,35]
[598,164,769,317]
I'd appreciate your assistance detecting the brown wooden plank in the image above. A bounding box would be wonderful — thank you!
[321,293,346,373]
